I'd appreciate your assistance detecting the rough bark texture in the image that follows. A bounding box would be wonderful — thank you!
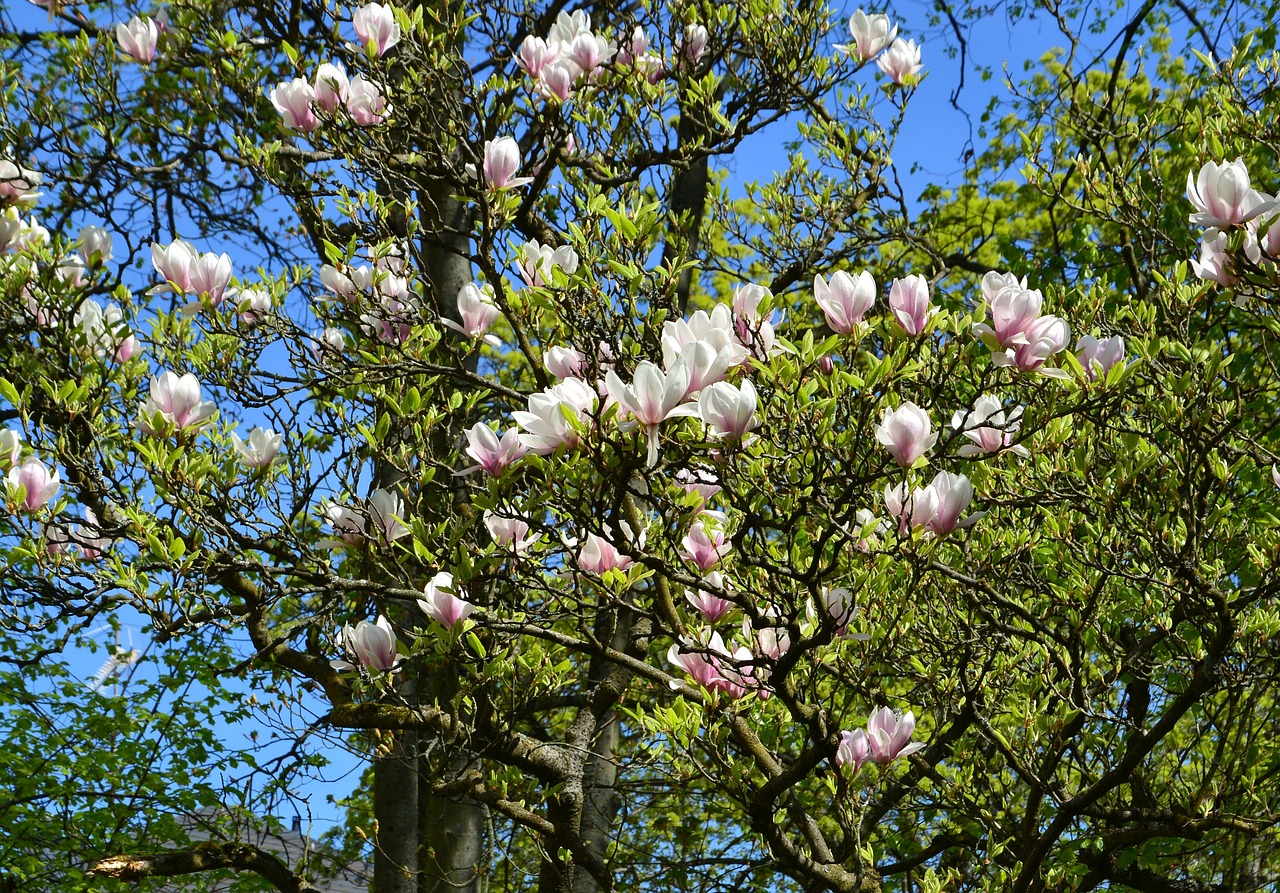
[92,843,322,893]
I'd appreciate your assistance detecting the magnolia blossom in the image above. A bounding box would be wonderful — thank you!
[698,379,759,441]
[814,270,875,334]
[7,458,59,512]
[675,467,720,508]
[518,239,579,286]
[230,427,283,469]
[313,62,350,112]
[662,304,751,392]
[686,572,734,622]
[888,275,934,336]
[973,277,1044,350]
[877,37,922,85]
[137,371,216,435]
[187,250,233,306]
[471,137,533,190]
[883,481,938,534]
[667,632,751,699]
[678,23,709,67]
[73,299,135,360]
[368,488,410,542]
[116,15,158,63]
[514,378,597,454]
[876,402,935,466]
[0,430,20,468]
[680,511,731,571]
[836,728,871,772]
[1077,334,1126,381]
[417,571,474,631]
[442,282,502,346]
[74,508,112,560]
[819,586,864,636]
[867,707,926,763]
[270,78,318,132]
[537,60,578,102]
[238,288,271,324]
[462,423,526,475]
[484,510,540,552]
[569,31,615,74]
[322,500,367,546]
[578,532,632,574]
[544,345,585,379]
[151,239,198,293]
[1005,315,1071,374]
[1186,159,1270,229]
[333,616,399,672]
[517,35,553,77]
[745,609,790,667]
[836,10,897,61]
[1190,230,1233,285]
[731,283,778,358]
[605,359,700,466]
[352,2,400,56]
[0,160,42,204]
[78,226,113,265]
[925,471,979,536]
[346,74,388,126]
[950,395,1028,458]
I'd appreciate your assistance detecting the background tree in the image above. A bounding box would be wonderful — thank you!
[1,0,1278,892]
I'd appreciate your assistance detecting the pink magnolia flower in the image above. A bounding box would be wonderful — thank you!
[0,429,20,469]
[680,511,731,571]
[313,62,350,113]
[1186,159,1270,229]
[230,427,283,469]
[320,264,359,300]
[667,632,751,699]
[333,616,399,672]
[544,345,585,379]
[238,288,271,324]
[866,707,926,763]
[352,2,401,57]
[925,470,979,536]
[569,31,615,74]
[417,571,474,631]
[472,137,533,190]
[116,15,158,63]
[578,532,632,574]
[484,510,540,552]
[77,226,113,265]
[950,395,1028,458]
[876,402,935,466]
[514,378,597,454]
[270,78,318,133]
[0,160,42,204]
[678,23,709,67]
[686,572,733,622]
[138,371,216,435]
[973,279,1044,350]
[675,467,721,506]
[187,251,233,306]
[662,304,750,389]
[814,270,875,334]
[517,35,552,77]
[876,37,922,85]
[518,239,579,286]
[74,507,111,560]
[836,727,871,771]
[368,488,410,542]
[835,10,897,61]
[883,481,940,535]
[606,358,700,466]
[698,379,760,441]
[321,500,367,547]
[537,59,579,102]
[745,609,790,662]
[7,457,59,512]
[888,275,934,336]
[819,586,868,637]
[732,283,778,358]
[346,74,389,126]
[461,423,526,475]
[442,283,502,346]
[1190,230,1233,285]
[151,239,198,293]
[1005,315,1070,374]
[1077,334,1126,381]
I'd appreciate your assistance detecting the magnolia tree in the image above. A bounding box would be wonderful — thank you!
[2,1,1279,892]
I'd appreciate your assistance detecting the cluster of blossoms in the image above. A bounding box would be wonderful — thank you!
[136,371,217,437]
[971,272,1071,375]
[271,63,389,131]
[516,11,701,103]
[270,6,394,132]
[1186,159,1280,289]
[151,238,235,311]
[319,250,418,344]
[837,707,926,771]
[834,9,922,86]
[322,487,410,547]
